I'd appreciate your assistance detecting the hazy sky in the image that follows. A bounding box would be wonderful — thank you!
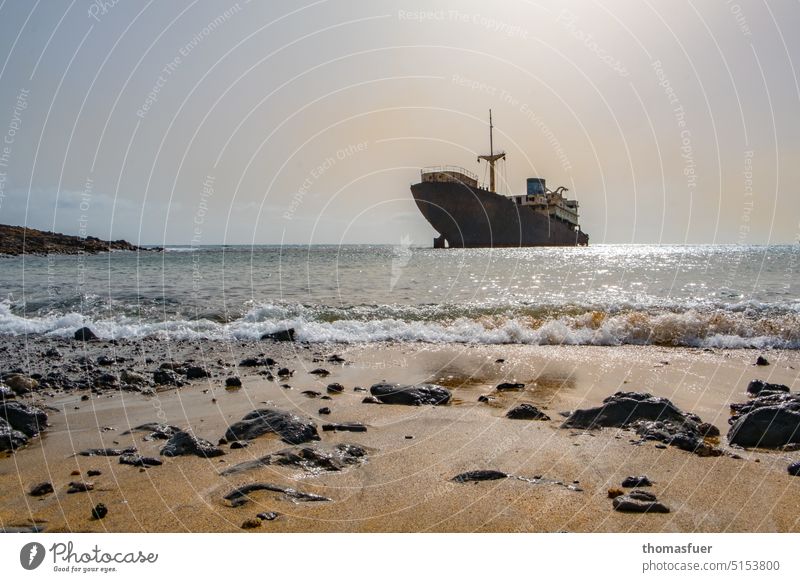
[0,0,797,245]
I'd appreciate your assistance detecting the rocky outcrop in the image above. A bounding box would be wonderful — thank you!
[223,408,320,444]
[727,386,800,449]
[562,392,689,429]
[506,403,550,420]
[0,400,48,437]
[729,407,800,448]
[561,392,720,457]
[0,418,28,452]
[0,223,157,256]
[746,380,789,396]
[160,431,224,458]
[369,382,451,406]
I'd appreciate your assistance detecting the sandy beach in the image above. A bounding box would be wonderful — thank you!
[1,337,799,533]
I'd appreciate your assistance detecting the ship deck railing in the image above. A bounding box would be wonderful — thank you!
[420,166,479,183]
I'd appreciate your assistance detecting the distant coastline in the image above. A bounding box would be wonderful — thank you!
[0,224,160,256]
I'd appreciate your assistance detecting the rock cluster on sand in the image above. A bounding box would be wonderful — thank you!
[561,391,721,456]
[221,443,367,476]
[160,431,224,458]
[728,383,800,448]
[369,382,451,406]
[223,408,320,444]
[0,400,48,452]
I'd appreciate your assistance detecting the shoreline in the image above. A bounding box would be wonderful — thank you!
[1,337,799,532]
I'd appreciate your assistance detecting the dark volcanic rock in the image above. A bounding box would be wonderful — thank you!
[788,461,800,476]
[756,356,770,366]
[746,379,789,396]
[67,481,94,494]
[79,447,137,457]
[322,422,367,433]
[310,368,330,376]
[277,368,293,377]
[621,475,652,488]
[0,417,28,451]
[91,503,108,519]
[74,327,99,341]
[0,400,48,437]
[185,366,210,380]
[728,405,800,448]
[301,390,321,398]
[0,224,153,256]
[612,494,670,513]
[506,403,550,420]
[369,382,451,406]
[633,419,722,456]
[29,481,54,496]
[223,483,331,507]
[160,431,224,458]
[562,391,720,457]
[225,377,242,388]
[122,422,181,440]
[729,391,800,423]
[318,407,331,415]
[223,408,320,444]
[326,383,344,394]
[119,453,163,467]
[561,392,689,429]
[496,382,525,391]
[452,470,508,483]
[153,369,180,386]
[261,328,295,342]
[221,443,367,476]
[239,358,263,367]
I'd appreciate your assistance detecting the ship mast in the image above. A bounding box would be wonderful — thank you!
[477,109,505,193]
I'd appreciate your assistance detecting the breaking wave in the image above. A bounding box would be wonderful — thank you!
[1,300,797,349]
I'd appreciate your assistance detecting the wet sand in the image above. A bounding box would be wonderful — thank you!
[1,338,799,532]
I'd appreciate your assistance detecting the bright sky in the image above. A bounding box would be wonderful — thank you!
[0,0,797,245]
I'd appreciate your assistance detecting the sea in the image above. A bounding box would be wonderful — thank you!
[0,244,797,349]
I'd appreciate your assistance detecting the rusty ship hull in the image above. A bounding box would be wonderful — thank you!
[411,180,589,248]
